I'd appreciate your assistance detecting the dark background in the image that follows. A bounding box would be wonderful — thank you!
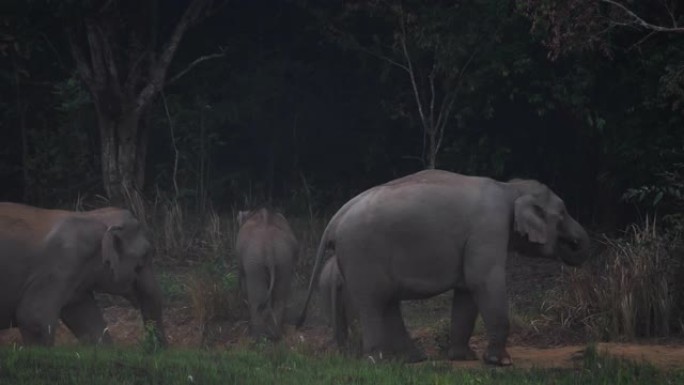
[2,0,683,232]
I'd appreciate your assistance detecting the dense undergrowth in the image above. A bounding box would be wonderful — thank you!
[543,218,684,341]
[0,344,682,385]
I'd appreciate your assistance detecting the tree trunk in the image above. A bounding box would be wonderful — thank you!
[426,129,437,170]
[96,106,144,205]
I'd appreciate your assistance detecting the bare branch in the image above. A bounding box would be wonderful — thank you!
[428,60,436,130]
[602,0,684,32]
[325,22,409,71]
[628,30,658,51]
[97,24,121,93]
[161,91,180,199]
[398,5,429,133]
[85,19,107,88]
[66,29,94,89]
[357,42,410,71]
[166,52,225,86]
[136,0,211,113]
[662,0,678,27]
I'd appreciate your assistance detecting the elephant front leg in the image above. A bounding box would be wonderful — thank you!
[60,293,112,345]
[16,306,59,346]
[131,265,167,347]
[16,285,64,346]
[448,289,478,361]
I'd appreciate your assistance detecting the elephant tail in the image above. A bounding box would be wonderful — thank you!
[296,187,371,329]
[266,254,276,306]
[295,230,334,329]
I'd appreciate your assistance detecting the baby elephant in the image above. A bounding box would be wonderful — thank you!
[319,255,355,350]
[236,208,298,341]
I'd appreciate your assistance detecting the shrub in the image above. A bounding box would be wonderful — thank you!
[544,217,684,340]
[186,264,243,346]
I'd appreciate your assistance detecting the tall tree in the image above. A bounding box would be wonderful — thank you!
[317,0,514,169]
[65,0,217,203]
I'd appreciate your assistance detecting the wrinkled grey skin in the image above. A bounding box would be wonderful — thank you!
[0,202,166,347]
[236,208,298,341]
[298,170,590,365]
[318,255,355,350]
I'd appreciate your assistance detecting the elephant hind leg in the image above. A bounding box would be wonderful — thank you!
[383,301,425,363]
[60,293,112,345]
[269,262,293,338]
[245,266,279,341]
[448,289,478,361]
[471,266,512,366]
[358,300,425,363]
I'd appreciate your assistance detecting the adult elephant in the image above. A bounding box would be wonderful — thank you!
[0,202,166,347]
[236,208,298,341]
[297,170,590,365]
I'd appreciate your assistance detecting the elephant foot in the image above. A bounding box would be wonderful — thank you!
[482,349,513,366]
[447,345,478,361]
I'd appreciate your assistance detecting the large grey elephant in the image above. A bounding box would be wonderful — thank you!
[0,202,166,346]
[319,255,355,350]
[236,208,298,341]
[298,170,590,365]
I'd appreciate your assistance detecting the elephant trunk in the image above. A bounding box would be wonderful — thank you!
[557,218,591,267]
[133,265,167,347]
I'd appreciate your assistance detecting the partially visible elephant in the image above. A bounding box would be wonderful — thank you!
[0,202,166,347]
[318,255,356,350]
[298,170,590,365]
[236,208,298,341]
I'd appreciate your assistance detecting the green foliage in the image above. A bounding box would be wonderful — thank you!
[140,321,164,355]
[157,271,187,302]
[0,345,682,385]
[623,163,684,230]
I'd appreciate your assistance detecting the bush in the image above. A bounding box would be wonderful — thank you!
[544,218,684,340]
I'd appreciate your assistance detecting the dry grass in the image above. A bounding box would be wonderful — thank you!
[543,217,684,340]
[186,268,243,346]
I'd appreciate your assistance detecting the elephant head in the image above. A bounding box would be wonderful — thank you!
[43,209,166,346]
[508,179,590,266]
[46,210,150,289]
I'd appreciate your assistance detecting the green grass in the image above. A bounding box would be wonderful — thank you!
[1,344,682,385]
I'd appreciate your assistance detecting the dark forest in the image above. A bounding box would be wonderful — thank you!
[2,0,682,232]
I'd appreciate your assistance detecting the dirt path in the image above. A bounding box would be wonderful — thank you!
[2,305,684,370]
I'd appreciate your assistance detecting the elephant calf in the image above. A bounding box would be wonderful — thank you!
[0,202,166,347]
[319,255,355,350]
[236,208,298,341]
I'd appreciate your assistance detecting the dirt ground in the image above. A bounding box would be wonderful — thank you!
[2,254,684,370]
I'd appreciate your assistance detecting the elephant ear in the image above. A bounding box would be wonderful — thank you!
[513,194,548,244]
[101,225,124,281]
